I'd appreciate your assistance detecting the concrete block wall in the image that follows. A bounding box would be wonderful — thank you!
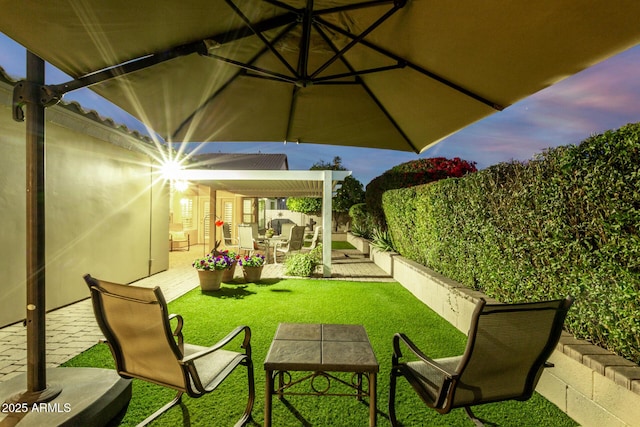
[349,234,640,427]
[347,232,369,254]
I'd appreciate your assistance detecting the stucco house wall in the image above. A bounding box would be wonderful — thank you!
[0,72,169,327]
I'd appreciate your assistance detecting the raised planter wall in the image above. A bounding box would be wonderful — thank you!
[347,233,640,427]
[347,232,369,254]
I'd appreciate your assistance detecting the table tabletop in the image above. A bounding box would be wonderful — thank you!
[264,323,379,372]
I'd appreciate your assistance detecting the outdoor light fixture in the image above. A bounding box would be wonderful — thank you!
[174,180,189,192]
[160,159,184,180]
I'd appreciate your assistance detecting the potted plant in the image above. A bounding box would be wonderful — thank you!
[239,253,266,282]
[214,249,239,282]
[192,252,234,291]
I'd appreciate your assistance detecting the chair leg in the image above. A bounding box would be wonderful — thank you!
[388,369,399,427]
[234,359,255,427]
[464,407,485,427]
[137,391,183,427]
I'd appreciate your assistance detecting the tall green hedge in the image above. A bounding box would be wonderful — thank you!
[383,123,640,364]
[366,157,477,229]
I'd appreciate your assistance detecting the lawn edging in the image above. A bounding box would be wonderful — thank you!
[347,233,640,427]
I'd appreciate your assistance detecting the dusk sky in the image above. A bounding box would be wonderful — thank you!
[1,32,639,186]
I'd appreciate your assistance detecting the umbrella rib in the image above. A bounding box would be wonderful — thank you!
[312,63,405,82]
[285,86,300,142]
[207,12,298,45]
[315,23,419,153]
[359,75,419,152]
[206,51,298,85]
[310,2,405,80]
[315,17,505,111]
[262,0,301,14]
[298,0,314,80]
[173,21,297,140]
[47,41,208,96]
[225,0,299,78]
[315,0,399,16]
[172,44,270,141]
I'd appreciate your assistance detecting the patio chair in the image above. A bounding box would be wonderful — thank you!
[280,222,295,239]
[169,225,190,251]
[248,222,265,244]
[222,223,239,251]
[273,225,305,264]
[238,224,262,256]
[302,226,322,251]
[83,274,255,427]
[389,296,573,427]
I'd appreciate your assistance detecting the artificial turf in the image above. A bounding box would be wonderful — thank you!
[63,279,578,426]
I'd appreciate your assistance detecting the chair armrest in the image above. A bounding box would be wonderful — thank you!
[393,333,458,409]
[180,325,252,364]
[274,240,288,250]
[169,314,184,350]
[392,333,457,378]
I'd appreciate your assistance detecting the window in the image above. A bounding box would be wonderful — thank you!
[242,198,255,223]
[180,198,193,229]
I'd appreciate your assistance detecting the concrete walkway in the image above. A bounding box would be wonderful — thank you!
[0,245,393,383]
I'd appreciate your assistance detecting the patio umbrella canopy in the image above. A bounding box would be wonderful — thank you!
[2,0,640,152]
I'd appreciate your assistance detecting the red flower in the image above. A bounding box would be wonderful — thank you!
[215,220,224,227]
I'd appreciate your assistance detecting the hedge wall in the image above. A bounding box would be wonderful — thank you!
[383,123,640,364]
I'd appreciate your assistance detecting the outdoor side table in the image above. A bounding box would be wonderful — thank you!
[263,323,379,427]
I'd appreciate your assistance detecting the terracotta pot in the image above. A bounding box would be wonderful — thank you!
[242,265,264,283]
[222,262,237,282]
[197,269,224,291]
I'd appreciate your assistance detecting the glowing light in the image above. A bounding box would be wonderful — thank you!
[160,159,184,180]
[174,180,189,192]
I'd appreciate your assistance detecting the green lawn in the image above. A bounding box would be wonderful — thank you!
[64,279,577,426]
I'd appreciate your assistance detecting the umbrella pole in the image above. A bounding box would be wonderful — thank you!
[5,51,61,405]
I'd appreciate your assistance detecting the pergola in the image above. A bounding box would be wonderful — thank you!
[175,168,352,277]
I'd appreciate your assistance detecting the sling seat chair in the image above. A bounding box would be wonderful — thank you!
[83,274,255,426]
[273,225,306,264]
[389,296,573,426]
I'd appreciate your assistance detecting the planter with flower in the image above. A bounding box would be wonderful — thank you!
[239,253,266,282]
[208,237,240,282]
[192,253,235,291]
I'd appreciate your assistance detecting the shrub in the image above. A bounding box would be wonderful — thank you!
[382,123,640,363]
[348,203,374,238]
[370,228,395,252]
[366,157,477,229]
[284,245,323,277]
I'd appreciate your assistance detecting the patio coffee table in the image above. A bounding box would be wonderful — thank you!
[264,323,379,426]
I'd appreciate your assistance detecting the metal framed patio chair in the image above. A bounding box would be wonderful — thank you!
[302,225,322,251]
[222,223,239,251]
[238,224,262,256]
[273,225,305,264]
[389,296,573,426]
[83,274,255,427]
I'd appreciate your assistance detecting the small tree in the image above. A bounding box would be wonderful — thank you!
[333,175,365,230]
[286,157,365,230]
[286,197,322,215]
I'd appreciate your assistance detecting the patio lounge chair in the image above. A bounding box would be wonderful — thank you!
[273,225,305,264]
[389,296,573,426]
[83,274,255,427]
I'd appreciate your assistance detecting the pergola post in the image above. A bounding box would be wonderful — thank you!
[321,170,332,277]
